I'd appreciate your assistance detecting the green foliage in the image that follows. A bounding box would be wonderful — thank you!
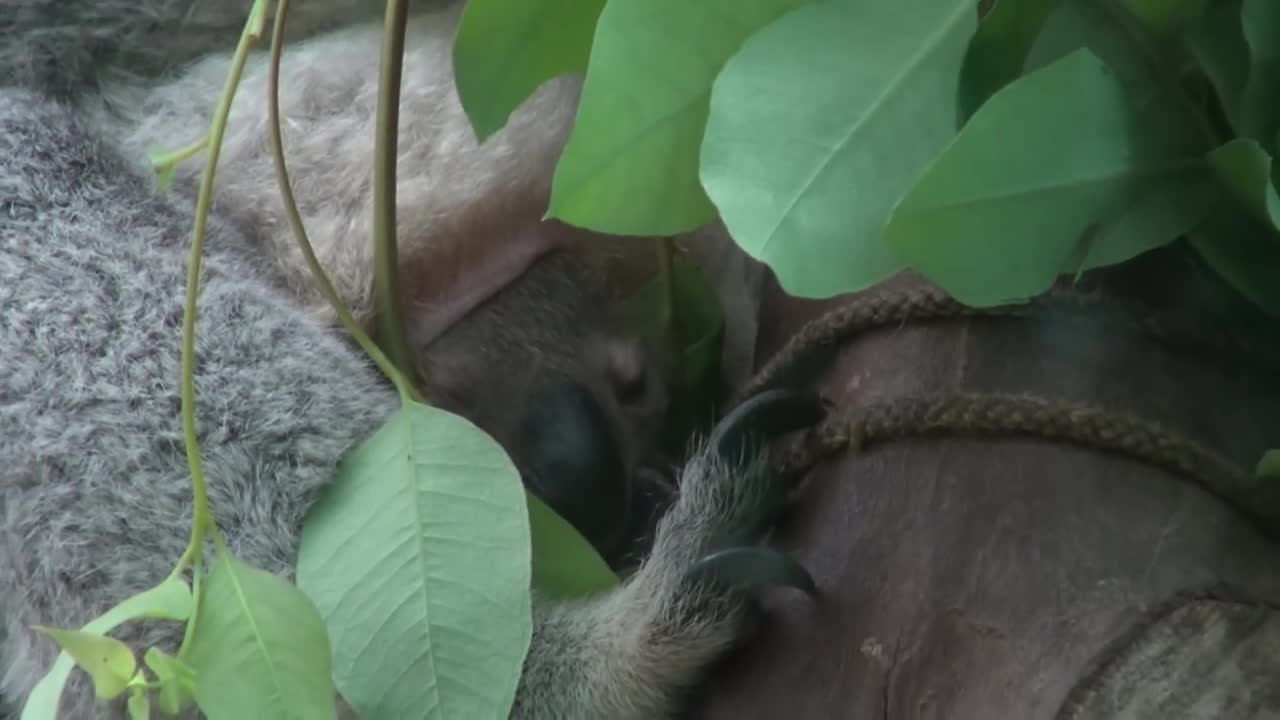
[23,578,193,720]
[618,245,727,443]
[35,629,137,700]
[143,648,197,716]
[528,493,620,597]
[1208,138,1280,228]
[1121,0,1211,34]
[1238,0,1280,143]
[296,401,532,720]
[701,0,976,299]
[453,0,605,141]
[886,49,1213,306]
[186,552,337,719]
[958,0,1063,121]
[546,0,811,236]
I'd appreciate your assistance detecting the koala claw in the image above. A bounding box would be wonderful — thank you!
[711,389,827,470]
[686,546,818,597]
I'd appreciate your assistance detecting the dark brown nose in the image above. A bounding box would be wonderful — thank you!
[519,379,634,565]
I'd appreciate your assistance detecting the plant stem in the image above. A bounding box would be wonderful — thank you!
[267,0,423,403]
[371,0,419,387]
[176,0,270,578]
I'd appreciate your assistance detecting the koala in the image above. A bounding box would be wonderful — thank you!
[0,2,822,718]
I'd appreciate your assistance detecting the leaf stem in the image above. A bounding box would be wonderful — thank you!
[175,0,270,578]
[656,237,682,350]
[267,0,423,403]
[371,0,419,388]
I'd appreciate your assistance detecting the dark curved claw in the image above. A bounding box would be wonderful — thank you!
[711,389,826,472]
[686,546,818,597]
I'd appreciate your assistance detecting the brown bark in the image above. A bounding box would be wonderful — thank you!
[696,245,1280,719]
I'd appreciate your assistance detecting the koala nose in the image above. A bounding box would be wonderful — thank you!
[519,379,632,564]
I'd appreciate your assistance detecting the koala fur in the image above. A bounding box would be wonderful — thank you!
[0,2,812,717]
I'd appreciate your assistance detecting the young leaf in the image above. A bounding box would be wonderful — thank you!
[296,402,532,720]
[548,0,810,236]
[22,578,193,720]
[453,0,605,141]
[144,647,197,716]
[884,49,1211,307]
[528,493,618,598]
[34,628,136,700]
[1239,0,1280,145]
[701,0,977,299]
[185,552,336,720]
[1207,138,1280,229]
[126,689,151,720]
[958,0,1064,122]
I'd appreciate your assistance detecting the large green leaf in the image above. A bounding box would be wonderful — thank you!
[547,0,809,236]
[700,0,976,299]
[1207,138,1280,229]
[1189,209,1280,317]
[1239,0,1280,145]
[296,402,531,720]
[186,553,336,720]
[22,578,193,720]
[1189,0,1249,133]
[958,0,1064,122]
[453,0,605,141]
[527,493,618,598]
[885,49,1211,307]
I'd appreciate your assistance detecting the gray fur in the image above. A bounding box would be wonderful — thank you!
[0,3,787,718]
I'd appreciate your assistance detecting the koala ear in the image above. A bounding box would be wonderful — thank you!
[403,217,584,351]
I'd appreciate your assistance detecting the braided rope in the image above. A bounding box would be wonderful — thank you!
[743,286,1280,535]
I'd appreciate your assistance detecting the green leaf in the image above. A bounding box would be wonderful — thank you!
[618,249,725,387]
[186,552,336,720]
[453,0,605,141]
[34,628,136,700]
[1029,0,1198,96]
[1239,0,1280,144]
[958,0,1064,122]
[1258,449,1280,479]
[885,49,1211,307]
[1207,138,1280,229]
[144,647,197,716]
[1189,0,1249,132]
[127,690,151,720]
[700,0,976,300]
[548,0,810,236]
[618,247,727,444]
[296,402,531,720]
[527,493,618,598]
[1121,0,1210,34]
[22,578,193,720]
[1189,209,1280,317]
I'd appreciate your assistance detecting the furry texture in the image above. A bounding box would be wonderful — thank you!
[80,2,583,337]
[0,3,798,717]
